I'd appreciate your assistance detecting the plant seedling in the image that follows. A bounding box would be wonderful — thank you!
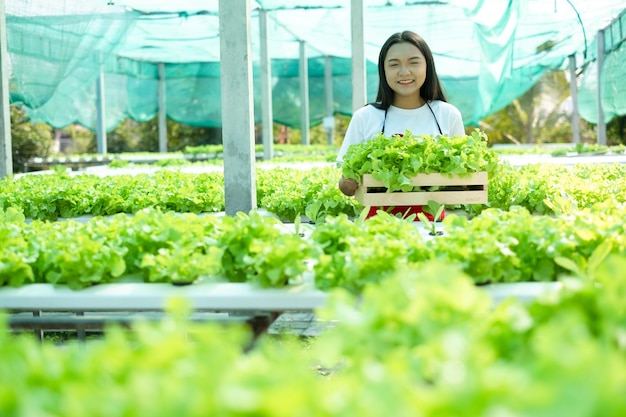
[417,200,445,236]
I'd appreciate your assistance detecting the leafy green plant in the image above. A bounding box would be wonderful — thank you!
[416,200,445,235]
[554,235,615,281]
[0,207,34,286]
[551,142,609,156]
[109,158,129,168]
[214,211,313,287]
[341,129,499,192]
[4,161,626,222]
[3,255,626,416]
[257,166,361,223]
[311,212,430,292]
[543,191,579,215]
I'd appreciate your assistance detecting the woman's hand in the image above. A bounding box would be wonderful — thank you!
[338,176,358,196]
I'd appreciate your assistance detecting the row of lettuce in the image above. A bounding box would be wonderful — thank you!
[2,253,626,415]
[5,131,626,221]
[3,134,626,415]
[2,161,626,222]
[33,140,626,166]
[31,144,338,164]
[1,199,624,290]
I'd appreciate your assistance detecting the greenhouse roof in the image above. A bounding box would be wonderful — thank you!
[10,0,621,66]
[4,0,626,130]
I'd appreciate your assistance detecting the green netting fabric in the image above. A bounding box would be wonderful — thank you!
[5,0,626,131]
[578,9,626,124]
[7,11,137,129]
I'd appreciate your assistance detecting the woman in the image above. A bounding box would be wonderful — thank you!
[337,30,465,220]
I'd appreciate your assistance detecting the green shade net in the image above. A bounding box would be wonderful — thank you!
[5,0,626,132]
[578,9,626,124]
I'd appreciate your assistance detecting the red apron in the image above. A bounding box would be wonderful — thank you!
[365,205,445,221]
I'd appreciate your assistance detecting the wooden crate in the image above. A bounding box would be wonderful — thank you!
[355,172,488,206]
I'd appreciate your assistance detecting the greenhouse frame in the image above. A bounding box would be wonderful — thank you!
[1,0,626,211]
[4,3,626,414]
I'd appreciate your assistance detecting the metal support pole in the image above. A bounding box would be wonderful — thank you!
[596,29,606,145]
[351,0,367,112]
[259,9,274,160]
[568,54,581,144]
[95,56,107,154]
[299,40,310,145]
[158,63,167,153]
[324,55,335,146]
[219,0,256,215]
[0,0,12,177]
[76,311,86,342]
[33,310,44,342]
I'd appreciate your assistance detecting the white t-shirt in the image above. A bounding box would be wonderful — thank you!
[336,100,465,162]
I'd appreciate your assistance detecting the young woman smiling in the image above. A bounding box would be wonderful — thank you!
[337,30,465,220]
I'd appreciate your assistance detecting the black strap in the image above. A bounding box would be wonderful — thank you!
[382,109,387,134]
[426,101,443,135]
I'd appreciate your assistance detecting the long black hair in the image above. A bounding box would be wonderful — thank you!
[371,31,447,110]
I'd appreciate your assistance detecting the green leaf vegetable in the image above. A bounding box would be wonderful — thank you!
[341,129,499,192]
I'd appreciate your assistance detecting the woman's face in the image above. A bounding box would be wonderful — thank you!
[383,42,427,108]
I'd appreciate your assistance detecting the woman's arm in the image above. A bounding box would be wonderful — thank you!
[336,105,383,196]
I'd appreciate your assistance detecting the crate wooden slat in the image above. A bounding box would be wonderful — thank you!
[355,172,488,206]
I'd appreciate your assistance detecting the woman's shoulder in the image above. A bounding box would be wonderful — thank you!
[354,103,385,116]
[348,104,386,129]
[353,103,386,117]
[430,100,460,113]
[430,100,463,120]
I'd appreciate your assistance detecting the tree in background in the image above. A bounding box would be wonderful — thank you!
[60,124,96,155]
[607,116,626,145]
[479,71,582,144]
[273,114,350,148]
[10,105,53,173]
[92,117,222,153]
